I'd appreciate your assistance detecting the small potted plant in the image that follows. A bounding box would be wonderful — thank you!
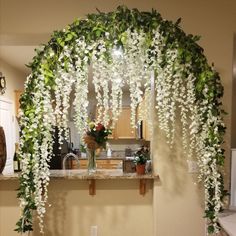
[133,146,149,175]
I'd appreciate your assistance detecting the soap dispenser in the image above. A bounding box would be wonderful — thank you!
[107,143,112,158]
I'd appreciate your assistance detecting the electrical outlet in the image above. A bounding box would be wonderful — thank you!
[187,160,199,173]
[90,225,97,236]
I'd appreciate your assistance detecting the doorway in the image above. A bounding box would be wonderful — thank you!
[0,97,15,173]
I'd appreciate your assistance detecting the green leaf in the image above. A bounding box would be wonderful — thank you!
[175,18,181,26]
[56,37,65,47]
[65,33,73,42]
[207,225,215,234]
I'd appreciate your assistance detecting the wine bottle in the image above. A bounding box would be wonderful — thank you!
[13,143,21,172]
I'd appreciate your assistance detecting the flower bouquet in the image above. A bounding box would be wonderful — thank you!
[84,122,111,173]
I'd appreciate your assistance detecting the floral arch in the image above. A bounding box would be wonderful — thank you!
[16,6,226,234]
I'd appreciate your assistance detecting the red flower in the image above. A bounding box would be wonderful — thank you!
[96,123,104,131]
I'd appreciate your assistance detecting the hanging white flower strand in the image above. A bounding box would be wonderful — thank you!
[92,40,111,127]
[109,53,125,128]
[151,29,175,141]
[73,38,90,137]
[34,85,55,233]
[54,46,76,143]
[155,48,178,144]
[196,103,226,233]
[73,64,89,137]
[18,69,56,233]
[124,29,150,128]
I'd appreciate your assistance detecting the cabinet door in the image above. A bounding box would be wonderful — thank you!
[79,159,121,169]
[109,160,122,169]
[79,159,87,169]
[115,107,136,139]
[96,107,136,139]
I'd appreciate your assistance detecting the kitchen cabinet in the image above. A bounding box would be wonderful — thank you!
[114,107,136,139]
[79,159,122,169]
[14,90,23,117]
[97,107,136,140]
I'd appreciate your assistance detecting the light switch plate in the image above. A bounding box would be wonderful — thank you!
[90,225,98,236]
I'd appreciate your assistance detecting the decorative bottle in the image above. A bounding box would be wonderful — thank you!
[13,143,21,172]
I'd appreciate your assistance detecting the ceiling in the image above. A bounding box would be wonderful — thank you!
[0,0,160,76]
[0,45,38,74]
[1,0,236,76]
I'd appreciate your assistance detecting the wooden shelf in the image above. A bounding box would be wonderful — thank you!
[88,179,96,196]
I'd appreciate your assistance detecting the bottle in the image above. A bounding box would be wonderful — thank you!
[13,143,21,172]
[106,143,112,158]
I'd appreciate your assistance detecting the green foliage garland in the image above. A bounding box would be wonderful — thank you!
[16,6,226,234]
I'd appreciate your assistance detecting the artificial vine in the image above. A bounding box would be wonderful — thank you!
[16,6,226,234]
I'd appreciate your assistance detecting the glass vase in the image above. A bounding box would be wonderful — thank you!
[87,148,96,174]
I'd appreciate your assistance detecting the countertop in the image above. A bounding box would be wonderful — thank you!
[219,211,236,236]
[0,169,159,181]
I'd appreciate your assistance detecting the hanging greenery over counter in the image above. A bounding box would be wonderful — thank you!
[16,6,226,235]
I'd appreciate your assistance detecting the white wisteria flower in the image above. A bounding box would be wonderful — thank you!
[17,10,226,235]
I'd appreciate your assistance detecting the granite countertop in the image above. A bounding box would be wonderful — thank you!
[0,169,159,180]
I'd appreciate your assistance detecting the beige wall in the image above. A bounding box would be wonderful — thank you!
[152,1,233,235]
[152,121,206,236]
[0,0,235,236]
[0,179,153,236]
[231,36,236,147]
